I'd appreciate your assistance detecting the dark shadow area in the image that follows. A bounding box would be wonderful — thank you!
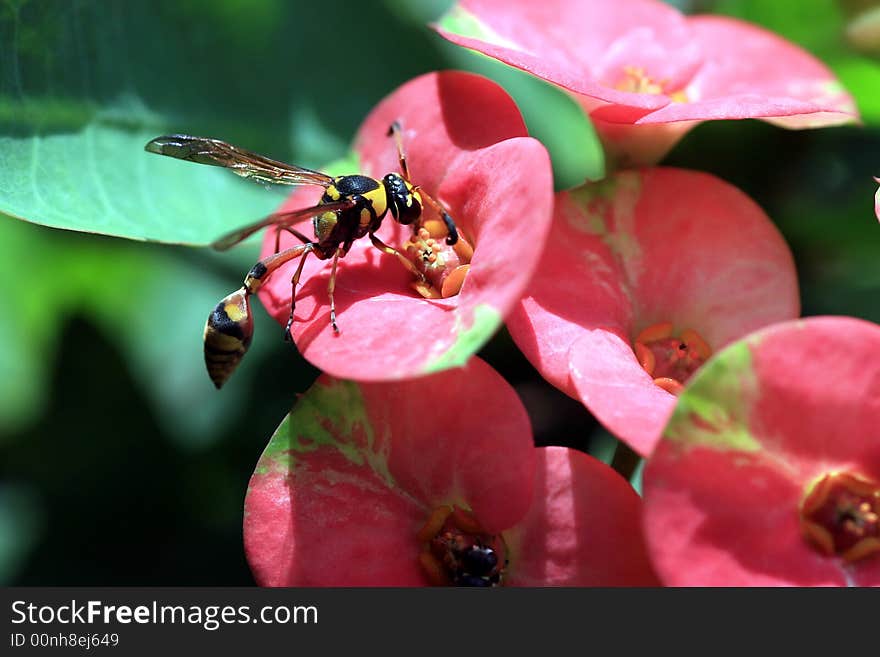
[478,328,599,451]
[0,314,317,584]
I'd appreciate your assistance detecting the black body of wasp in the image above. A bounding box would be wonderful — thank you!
[144,124,459,389]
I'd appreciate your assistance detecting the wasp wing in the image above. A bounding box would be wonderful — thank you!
[210,199,355,251]
[145,134,334,187]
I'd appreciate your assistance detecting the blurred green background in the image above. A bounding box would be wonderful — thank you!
[0,0,878,584]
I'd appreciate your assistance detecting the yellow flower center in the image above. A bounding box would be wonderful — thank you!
[614,66,688,102]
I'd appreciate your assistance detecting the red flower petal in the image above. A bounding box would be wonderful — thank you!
[435,0,697,116]
[505,446,660,586]
[256,72,553,381]
[643,317,880,586]
[639,16,857,127]
[244,357,535,586]
[568,330,676,456]
[506,168,799,455]
[436,0,857,164]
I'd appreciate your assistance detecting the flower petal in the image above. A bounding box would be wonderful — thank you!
[244,357,536,585]
[507,168,799,455]
[354,69,531,188]
[359,359,536,534]
[638,16,858,126]
[245,430,426,586]
[875,177,880,223]
[256,72,553,381]
[505,446,660,586]
[436,1,858,165]
[569,330,676,456]
[435,0,697,115]
[643,317,880,586]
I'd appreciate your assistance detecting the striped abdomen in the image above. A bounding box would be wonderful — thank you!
[204,287,253,389]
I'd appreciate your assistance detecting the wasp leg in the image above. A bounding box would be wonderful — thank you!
[327,247,343,333]
[274,225,313,254]
[387,121,409,179]
[413,186,459,246]
[369,232,428,283]
[284,244,316,341]
[388,121,458,245]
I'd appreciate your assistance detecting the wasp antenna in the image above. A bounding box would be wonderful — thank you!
[442,211,459,246]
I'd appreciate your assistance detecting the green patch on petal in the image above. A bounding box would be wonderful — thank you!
[257,378,394,488]
[663,340,761,453]
[568,176,619,216]
[423,304,501,374]
[436,5,522,51]
[566,173,644,282]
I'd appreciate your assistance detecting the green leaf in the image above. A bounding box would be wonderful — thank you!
[0,0,449,244]
[1,115,286,245]
[0,2,301,244]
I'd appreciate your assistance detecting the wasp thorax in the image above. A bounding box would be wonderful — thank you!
[203,287,254,389]
[417,505,507,587]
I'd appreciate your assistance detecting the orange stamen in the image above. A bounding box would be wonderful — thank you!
[419,550,451,586]
[634,341,655,376]
[410,280,442,299]
[653,377,683,395]
[633,324,711,393]
[417,505,453,542]
[441,265,470,298]
[421,219,448,240]
[452,235,474,262]
[680,328,711,359]
[636,322,674,344]
[450,505,484,535]
[800,520,835,556]
[842,538,880,563]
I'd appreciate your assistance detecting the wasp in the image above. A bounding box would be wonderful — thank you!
[145,124,461,389]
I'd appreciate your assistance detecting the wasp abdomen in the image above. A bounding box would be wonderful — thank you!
[204,287,254,389]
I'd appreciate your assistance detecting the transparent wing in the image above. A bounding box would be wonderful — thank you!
[210,199,355,251]
[145,134,335,187]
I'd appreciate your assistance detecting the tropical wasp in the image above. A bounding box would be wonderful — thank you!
[145,124,465,389]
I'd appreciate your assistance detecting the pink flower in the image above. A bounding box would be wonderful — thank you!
[244,358,659,586]
[256,72,553,382]
[875,177,880,222]
[435,0,858,165]
[643,317,880,586]
[505,168,800,456]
